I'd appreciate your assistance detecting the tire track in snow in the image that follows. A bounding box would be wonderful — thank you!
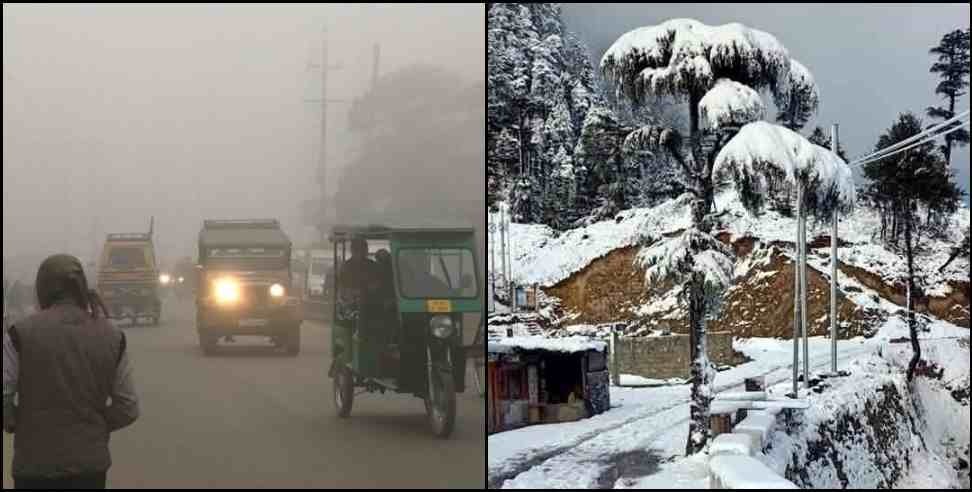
[493,342,874,489]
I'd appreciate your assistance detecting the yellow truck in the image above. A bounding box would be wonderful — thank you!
[97,219,162,326]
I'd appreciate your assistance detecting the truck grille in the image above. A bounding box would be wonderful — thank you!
[244,285,270,306]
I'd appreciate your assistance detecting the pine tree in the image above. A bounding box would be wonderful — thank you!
[486,3,599,229]
[574,106,630,222]
[863,112,965,382]
[541,146,576,230]
[510,176,543,224]
[927,28,971,165]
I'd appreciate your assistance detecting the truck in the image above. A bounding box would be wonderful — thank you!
[96,219,162,326]
[196,219,302,356]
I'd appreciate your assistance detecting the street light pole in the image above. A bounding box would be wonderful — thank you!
[830,124,840,374]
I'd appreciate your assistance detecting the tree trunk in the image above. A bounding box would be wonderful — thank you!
[685,90,714,455]
[904,210,922,383]
[685,270,712,455]
[945,93,956,165]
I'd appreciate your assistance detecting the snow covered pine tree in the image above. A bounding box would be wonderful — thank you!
[601,19,854,454]
[863,112,964,383]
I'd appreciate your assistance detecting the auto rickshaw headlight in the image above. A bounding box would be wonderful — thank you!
[214,279,241,304]
[269,284,286,298]
[430,315,454,339]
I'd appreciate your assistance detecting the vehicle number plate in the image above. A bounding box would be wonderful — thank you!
[427,300,452,313]
[239,319,269,328]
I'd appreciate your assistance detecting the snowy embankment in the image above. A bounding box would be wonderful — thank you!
[487,315,970,489]
[490,192,970,296]
[761,316,970,489]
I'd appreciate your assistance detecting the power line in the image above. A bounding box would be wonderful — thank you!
[849,118,971,170]
[847,110,971,168]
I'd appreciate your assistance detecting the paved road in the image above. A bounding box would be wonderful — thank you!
[3,300,485,489]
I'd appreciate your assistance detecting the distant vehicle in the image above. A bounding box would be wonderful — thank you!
[196,219,302,356]
[307,250,334,300]
[97,218,162,326]
[171,256,198,301]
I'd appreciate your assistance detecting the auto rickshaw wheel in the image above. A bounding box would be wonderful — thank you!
[334,366,354,418]
[426,371,457,439]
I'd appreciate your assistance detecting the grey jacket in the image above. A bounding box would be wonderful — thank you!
[2,303,140,479]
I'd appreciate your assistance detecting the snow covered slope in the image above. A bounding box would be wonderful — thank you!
[489,192,970,333]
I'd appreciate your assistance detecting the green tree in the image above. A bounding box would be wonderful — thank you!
[927,28,970,165]
[863,112,965,382]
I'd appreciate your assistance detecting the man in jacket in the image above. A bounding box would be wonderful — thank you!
[2,254,140,490]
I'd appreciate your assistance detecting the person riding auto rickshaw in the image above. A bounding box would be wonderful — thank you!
[328,226,482,439]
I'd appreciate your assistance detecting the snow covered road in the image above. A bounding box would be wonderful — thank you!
[489,333,879,489]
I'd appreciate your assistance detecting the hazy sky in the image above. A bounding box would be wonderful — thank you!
[3,3,484,277]
[562,3,971,204]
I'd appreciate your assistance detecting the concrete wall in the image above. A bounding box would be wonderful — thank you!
[612,332,738,380]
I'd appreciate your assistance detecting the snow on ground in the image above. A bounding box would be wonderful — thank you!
[490,328,876,488]
[488,314,970,489]
[619,375,686,387]
[491,195,695,288]
[489,193,969,297]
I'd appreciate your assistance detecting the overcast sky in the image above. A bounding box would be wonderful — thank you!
[562,3,971,204]
[3,3,484,276]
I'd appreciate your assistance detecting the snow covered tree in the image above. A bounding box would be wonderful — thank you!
[574,105,631,222]
[541,146,576,230]
[927,28,971,166]
[487,4,599,229]
[510,176,543,224]
[807,126,849,161]
[602,19,851,455]
[863,112,965,383]
[775,59,819,132]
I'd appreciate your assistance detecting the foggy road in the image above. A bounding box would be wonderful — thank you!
[2,299,485,489]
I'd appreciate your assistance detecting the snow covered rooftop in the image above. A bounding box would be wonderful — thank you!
[487,335,607,355]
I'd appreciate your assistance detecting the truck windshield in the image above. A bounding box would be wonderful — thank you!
[397,248,478,299]
[108,247,150,269]
[206,248,287,270]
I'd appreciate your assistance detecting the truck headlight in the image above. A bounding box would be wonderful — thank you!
[215,279,240,304]
[159,274,172,285]
[178,277,185,284]
[431,315,454,339]
[269,284,286,298]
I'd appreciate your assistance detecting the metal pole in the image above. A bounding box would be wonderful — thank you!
[611,329,621,387]
[793,185,802,397]
[506,206,515,313]
[320,26,329,245]
[801,195,810,389]
[490,213,497,305]
[830,124,840,374]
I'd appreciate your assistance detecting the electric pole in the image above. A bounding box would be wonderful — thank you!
[830,124,840,375]
[304,25,351,246]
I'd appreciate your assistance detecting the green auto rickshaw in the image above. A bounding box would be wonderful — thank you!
[328,226,482,439]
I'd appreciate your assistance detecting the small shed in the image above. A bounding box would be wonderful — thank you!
[487,335,610,435]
